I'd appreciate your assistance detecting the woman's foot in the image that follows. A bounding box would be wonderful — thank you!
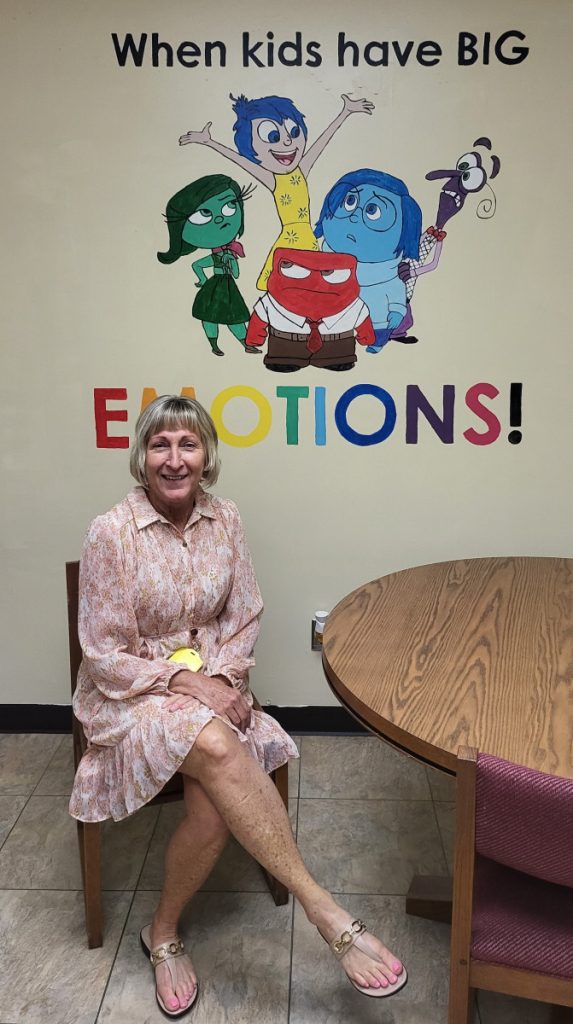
[142,919,198,1016]
[313,900,405,993]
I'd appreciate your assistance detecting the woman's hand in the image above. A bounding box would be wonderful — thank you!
[165,670,252,732]
[179,122,212,146]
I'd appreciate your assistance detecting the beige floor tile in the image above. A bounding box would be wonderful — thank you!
[0,795,159,889]
[0,733,63,793]
[35,734,75,795]
[434,802,455,873]
[426,765,456,801]
[0,793,28,849]
[97,889,292,1023]
[290,896,477,1024]
[477,991,553,1022]
[297,798,447,894]
[289,735,301,795]
[0,888,131,1024]
[300,735,431,800]
[139,799,298,892]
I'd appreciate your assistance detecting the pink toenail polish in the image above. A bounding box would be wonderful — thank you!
[392,960,402,972]
[381,978,388,987]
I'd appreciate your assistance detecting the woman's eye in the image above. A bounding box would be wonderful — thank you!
[188,209,212,225]
[460,166,487,192]
[321,268,351,284]
[280,260,311,279]
[284,118,300,140]
[343,192,359,212]
[221,202,237,217]
[257,120,281,144]
[365,203,382,221]
[456,152,479,171]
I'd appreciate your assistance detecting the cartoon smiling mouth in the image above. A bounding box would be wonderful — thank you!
[271,149,298,166]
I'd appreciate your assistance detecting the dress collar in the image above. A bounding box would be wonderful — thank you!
[127,486,217,531]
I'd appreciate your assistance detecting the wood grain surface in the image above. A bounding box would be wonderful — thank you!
[322,558,573,779]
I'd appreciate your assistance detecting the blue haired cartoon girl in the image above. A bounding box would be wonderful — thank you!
[179,93,374,290]
[315,169,422,352]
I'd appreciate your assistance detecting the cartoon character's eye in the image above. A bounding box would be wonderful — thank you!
[284,118,301,140]
[364,202,382,221]
[280,260,311,279]
[321,268,351,283]
[257,120,281,145]
[221,202,237,217]
[343,192,359,212]
[188,209,212,225]
[456,152,479,171]
[460,166,487,192]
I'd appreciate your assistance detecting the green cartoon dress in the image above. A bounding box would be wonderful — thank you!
[256,170,320,290]
[192,250,250,324]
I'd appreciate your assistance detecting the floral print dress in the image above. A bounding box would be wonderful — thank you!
[69,487,298,822]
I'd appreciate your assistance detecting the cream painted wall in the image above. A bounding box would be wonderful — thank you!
[2,0,572,706]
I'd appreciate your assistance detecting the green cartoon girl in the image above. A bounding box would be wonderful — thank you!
[157,174,259,356]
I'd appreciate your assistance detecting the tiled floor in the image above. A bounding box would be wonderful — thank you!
[0,732,556,1023]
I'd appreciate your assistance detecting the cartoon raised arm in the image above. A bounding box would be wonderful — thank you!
[179,93,374,290]
[300,94,374,178]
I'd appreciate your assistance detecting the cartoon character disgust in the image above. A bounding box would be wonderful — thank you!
[181,189,243,249]
[267,248,361,319]
[318,182,405,264]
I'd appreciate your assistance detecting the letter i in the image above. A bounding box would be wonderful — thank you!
[315,387,326,445]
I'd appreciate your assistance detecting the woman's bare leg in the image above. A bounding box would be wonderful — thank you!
[181,720,404,992]
[151,776,229,1012]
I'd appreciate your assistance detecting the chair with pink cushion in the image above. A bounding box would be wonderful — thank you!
[449,746,573,1023]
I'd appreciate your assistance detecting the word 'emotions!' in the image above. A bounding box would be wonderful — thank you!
[94,383,523,449]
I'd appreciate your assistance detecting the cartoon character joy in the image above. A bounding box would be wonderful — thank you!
[157,174,259,356]
[179,92,374,291]
[246,248,375,372]
[314,169,422,353]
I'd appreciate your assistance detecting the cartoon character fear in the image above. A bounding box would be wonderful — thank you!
[245,248,374,371]
[314,169,422,353]
[395,138,501,341]
[179,92,374,290]
[157,174,259,356]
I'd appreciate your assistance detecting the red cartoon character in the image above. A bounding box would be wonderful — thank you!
[246,248,374,371]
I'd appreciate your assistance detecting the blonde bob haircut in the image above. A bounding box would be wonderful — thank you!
[130,395,220,489]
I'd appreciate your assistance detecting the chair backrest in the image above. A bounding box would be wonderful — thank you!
[475,752,573,889]
[66,561,82,695]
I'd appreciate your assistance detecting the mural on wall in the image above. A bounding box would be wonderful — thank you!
[160,92,500,371]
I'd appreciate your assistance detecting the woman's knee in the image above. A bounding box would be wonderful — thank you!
[185,719,239,772]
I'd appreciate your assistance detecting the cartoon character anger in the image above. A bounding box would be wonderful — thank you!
[246,248,374,371]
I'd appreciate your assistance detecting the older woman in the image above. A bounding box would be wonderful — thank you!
[69,395,406,1017]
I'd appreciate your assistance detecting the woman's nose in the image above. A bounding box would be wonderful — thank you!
[168,445,183,465]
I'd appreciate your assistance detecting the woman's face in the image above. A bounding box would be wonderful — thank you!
[250,117,306,173]
[145,426,206,514]
[181,189,242,249]
[322,184,403,263]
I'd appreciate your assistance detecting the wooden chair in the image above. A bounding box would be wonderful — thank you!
[449,747,573,1024]
[66,560,289,949]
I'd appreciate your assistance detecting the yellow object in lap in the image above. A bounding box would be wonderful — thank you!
[167,647,203,672]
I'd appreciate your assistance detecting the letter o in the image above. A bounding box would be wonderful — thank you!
[335,384,397,446]
[211,386,272,447]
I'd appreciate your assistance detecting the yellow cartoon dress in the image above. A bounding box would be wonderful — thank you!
[256,170,319,290]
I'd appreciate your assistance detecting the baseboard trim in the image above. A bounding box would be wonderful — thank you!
[0,704,367,735]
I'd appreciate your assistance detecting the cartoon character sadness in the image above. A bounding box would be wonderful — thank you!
[315,169,422,353]
[179,93,374,291]
[157,174,259,356]
[246,248,375,372]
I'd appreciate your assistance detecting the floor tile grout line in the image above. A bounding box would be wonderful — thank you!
[0,794,33,853]
[28,735,66,799]
[429,792,451,875]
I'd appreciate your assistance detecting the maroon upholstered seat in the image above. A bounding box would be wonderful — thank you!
[448,747,573,1024]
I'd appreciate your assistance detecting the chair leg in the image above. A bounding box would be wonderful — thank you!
[77,819,103,948]
[259,763,290,907]
[447,966,474,1024]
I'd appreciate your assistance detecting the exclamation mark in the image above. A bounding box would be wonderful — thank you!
[508,383,522,444]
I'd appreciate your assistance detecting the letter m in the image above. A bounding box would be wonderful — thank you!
[111,33,147,67]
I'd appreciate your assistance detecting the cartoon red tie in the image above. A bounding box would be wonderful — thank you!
[305,318,324,353]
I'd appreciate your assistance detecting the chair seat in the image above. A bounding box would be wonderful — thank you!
[472,855,573,979]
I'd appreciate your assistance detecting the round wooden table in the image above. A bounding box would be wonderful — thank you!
[322,557,573,780]
[323,557,573,921]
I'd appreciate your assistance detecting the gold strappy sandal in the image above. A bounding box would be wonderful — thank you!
[328,919,408,998]
[140,924,199,1018]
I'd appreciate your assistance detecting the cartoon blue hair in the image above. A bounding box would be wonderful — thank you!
[314,168,422,260]
[230,93,308,164]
